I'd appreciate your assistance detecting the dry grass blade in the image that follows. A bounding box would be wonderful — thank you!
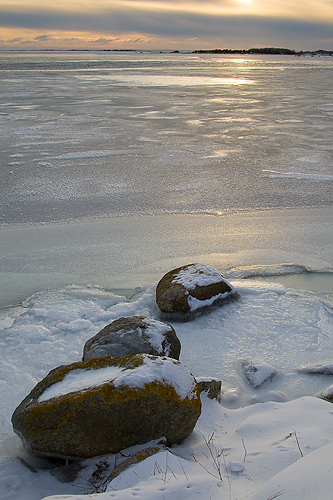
[266,491,285,500]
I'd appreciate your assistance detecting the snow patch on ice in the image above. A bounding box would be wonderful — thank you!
[298,362,333,375]
[54,150,138,160]
[262,169,333,181]
[241,358,277,387]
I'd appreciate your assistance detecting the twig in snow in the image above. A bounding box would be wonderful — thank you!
[196,430,224,482]
[293,430,304,457]
[286,430,303,457]
[242,438,247,462]
[266,491,285,499]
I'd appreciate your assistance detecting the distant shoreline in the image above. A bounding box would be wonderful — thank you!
[191,47,333,56]
[0,47,332,56]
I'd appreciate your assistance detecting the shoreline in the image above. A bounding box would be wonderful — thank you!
[1,48,332,57]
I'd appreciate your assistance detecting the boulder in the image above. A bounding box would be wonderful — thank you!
[156,263,239,321]
[12,354,201,459]
[83,316,181,361]
[196,377,222,399]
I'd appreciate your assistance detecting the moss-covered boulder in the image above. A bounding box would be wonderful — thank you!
[11,354,201,459]
[83,316,181,361]
[156,263,239,320]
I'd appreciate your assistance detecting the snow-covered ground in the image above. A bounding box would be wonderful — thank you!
[0,268,333,500]
[2,395,333,500]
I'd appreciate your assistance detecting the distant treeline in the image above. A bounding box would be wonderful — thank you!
[191,47,333,56]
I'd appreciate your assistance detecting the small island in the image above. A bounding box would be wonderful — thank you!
[192,47,333,56]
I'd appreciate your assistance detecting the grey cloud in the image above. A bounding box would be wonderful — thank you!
[92,37,121,44]
[7,37,24,43]
[34,34,53,41]
[20,39,37,44]
[1,8,332,48]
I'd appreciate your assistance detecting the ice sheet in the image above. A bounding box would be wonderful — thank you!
[0,208,332,308]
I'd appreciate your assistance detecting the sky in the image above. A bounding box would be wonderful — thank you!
[0,0,333,51]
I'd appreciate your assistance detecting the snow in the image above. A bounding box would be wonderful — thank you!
[2,395,333,500]
[1,279,332,500]
[298,362,333,375]
[38,366,124,402]
[143,318,174,355]
[251,441,333,500]
[39,356,197,403]
[1,277,333,445]
[242,358,277,387]
[171,264,226,290]
[262,169,333,182]
[187,290,231,311]
[319,383,333,398]
[195,376,220,383]
[171,263,235,311]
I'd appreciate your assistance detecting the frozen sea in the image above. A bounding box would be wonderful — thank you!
[0,51,333,462]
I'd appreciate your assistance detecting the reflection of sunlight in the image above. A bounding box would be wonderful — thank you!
[231,59,250,63]
[228,59,257,65]
[105,74,255,86]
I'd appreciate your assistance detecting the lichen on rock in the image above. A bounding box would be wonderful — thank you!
[12,354,201,459]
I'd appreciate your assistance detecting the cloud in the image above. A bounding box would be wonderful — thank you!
[34,34,53,41]
[1,7,332,37]
[7,37,24,43]
[92,37,119,44]
[0,3,333,50]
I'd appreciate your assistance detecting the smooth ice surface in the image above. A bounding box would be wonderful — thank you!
[0,207,332,309]
[1,52,332,226]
